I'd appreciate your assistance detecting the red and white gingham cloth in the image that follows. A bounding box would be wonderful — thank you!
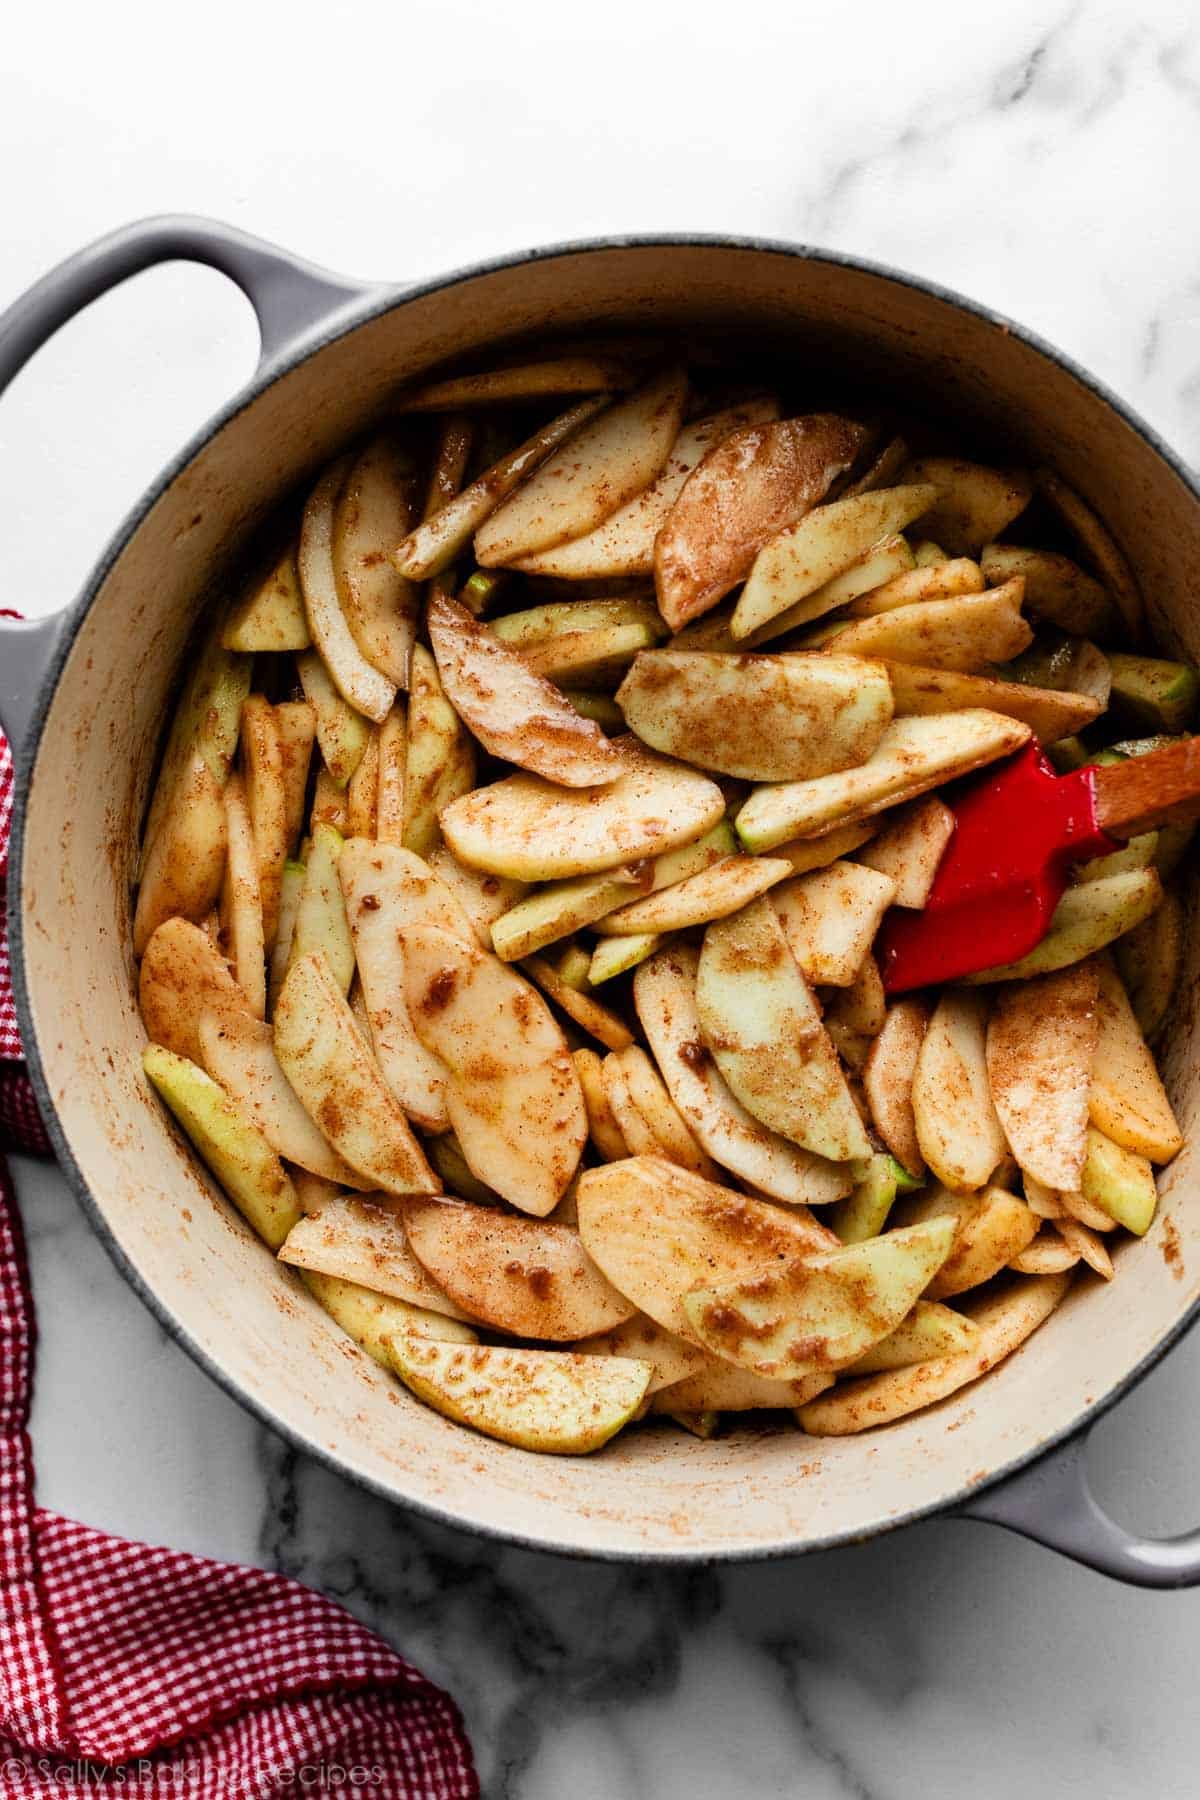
[0,722,478,1796]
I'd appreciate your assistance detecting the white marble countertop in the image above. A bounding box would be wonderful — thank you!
[5,1,1200,1791]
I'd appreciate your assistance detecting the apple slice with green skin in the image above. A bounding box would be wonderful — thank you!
[901,458,1032,554]
[964,868,1163,984]
[1081,1126,1158,1235]
[288,823,354,995]
[576,1314,704,1392]
[897,1185,1039,1298]
[134,749,228,957]
[198,1008,368,1187]
[511,401,780,579]
[731,482,938,639]
[830,1151,914,1245]
[576,1155,839,1342]
[912,993,1007,1193]
[855,797,954,908]
[696,897,870,1164]
[985,963,1099,1191]
[770,861,895,987]
[845,557,983,615]
[1089,956,1183,1162]
[651,1359,832,1413]
[735,709,1031,851]
[274,951,438,1196]
[590,933,664,985]
[441,737,725,881]
[332,433,422,689]
[279,1196,472,1318]
[797,1272,1070,1436]
[143,1044,301,1250]
[980,545,1121,641]
[474,366,687,565]
[654,414,869,630]
[845,1300,980,1373]
[269,860,306,1011]
[427,591,620,787]
[394,356,635,412]
[339,839,476,1132]
[403,1197,635,1340]
[633,945,851,1204]
[400,925,585,1216]
[387,1334,651,1454]
[299,460,397,723]
[593,855,794,936]
[616,650,893,782]
[139,917,250,1064]
[139,637,250,878]
[300,1270,476,1365]
[297,649,370,787]
[489,596,666,664]
[882,659,1101,744]
[491,866,651,962]
[807,581,1033,672]
[773,819,878,876]
[393,397,606,580]
[862,999,929,1179]
[222,545,311,653]
[426,845,527,949]
[426,1133,503,1208]
[401,644,476,858]
[1007,634,1112,708]
[681,1217,957,1379]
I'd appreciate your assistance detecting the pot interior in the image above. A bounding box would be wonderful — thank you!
[17,242,1200,1558]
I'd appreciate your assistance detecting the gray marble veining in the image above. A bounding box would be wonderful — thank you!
[7,0,1200,1791]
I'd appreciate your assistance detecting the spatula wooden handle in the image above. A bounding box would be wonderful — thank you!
[1093,738,1200,838]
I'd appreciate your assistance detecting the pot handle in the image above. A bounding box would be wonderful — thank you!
[958,1423,1200,1588]
[0,214,374,751]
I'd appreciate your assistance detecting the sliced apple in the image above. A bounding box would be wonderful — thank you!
[732,482,938,638]
[491,865,651,962]
[134,749,228,957]
[797,1272,1070,1435]
[139,917,250,1062]
[395,356,635,412]
[911,993,1006,1192]
[392,397,607,579]
[811,581,1032,672]
[862,999,929,1178]
[521,953,635,1053]
[385,1335,651,1454]
[824,954,886,1039]
[426,844,528,948]
[511,400,779,578]
[143,1044,301,1250]
[616,649,893,782]
[682,1217,956,1378]
[576,1155,838,1340]
[830,1150,903,1244]
[590,932,665,986]
[338,839,475,1131]
[965,868,1163,983]
[402,644,476,857]
[297,649,370,787]
[855,797,954,908]
[401,924,585,1215]
[332,433,422,687]
[654,414,868,630]
[1080,1125,1158,1235]
[986,964,1099,1191]
[301,1270,476,1363]
[846,1300,980,1373]
[403,1196,633,1339]
[899,1184,1040,1298]
[883,658,1101,743]
[288,822,354,995]
[299,461,397,723]
[273,699,316,852]
[902,458,1033,553]
[1037,468,1144,640]
[345,728,379,838]
[845,557,984,615]
[472,367,687,565]
[274,951,438,1195]
[980,545,1121,641]
[491,602,663,687]
[601,1047,714,1178]
[634,945,852,1203]
[427,591,620,787]
[222,545,311,652]
[770,861,895,987]
[1009,1231,1083,1275]
[140,637,250,874]
[735,710,1031,851]
[218,772,266,1019]
[577,1313,704,1392]
[574,1047,630,1161]
[311,766,347,832]
[729,535,916,650]
[773,819,879,876]
[374,702,407,846]
[593,854,793,936]
[239,697,288,950]
[695,897,869,1163]
[651,1359,831,1413]
[441,736,724,881]
[268,860,306,1011]
[1115,884,1183,1041]
[1089,956,1182,1161]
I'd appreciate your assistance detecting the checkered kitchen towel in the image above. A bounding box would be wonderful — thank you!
[0,721,478,1796]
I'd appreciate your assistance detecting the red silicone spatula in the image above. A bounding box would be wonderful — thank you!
[877,736,1200,994]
